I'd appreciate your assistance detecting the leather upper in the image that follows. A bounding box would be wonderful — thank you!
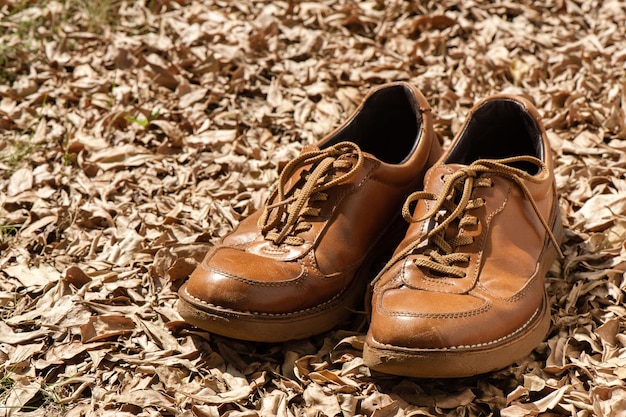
[181,83,442,315]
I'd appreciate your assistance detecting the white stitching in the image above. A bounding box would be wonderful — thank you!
[372,305,543,351]
[183,285,347,317]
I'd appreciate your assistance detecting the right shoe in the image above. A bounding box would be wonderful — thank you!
[178,82,442,342]
[364,94,563,378]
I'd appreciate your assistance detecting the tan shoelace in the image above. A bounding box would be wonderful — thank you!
[377,156,563,280]
[258,141,364,246]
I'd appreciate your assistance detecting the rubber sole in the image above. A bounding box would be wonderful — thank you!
[363,207,564,378]
[178,276,364,342]
[177,217,407,343]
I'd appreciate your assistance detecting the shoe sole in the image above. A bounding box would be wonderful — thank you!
[363,207,563,378]
[177,216,407,343]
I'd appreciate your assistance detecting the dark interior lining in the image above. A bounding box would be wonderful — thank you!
[325,85,421,164]
[445,99,544,174]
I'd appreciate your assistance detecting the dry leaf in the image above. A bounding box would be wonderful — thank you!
[3,262,61,288]
[0,322,49,344]
[7,167,33,196]
[80,315,136,343]
[1,376,41,417]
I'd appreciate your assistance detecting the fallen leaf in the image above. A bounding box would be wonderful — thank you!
[79,315,136,343]
[1,377,41,417]
[3,262,61,288]
[7,167,33,197]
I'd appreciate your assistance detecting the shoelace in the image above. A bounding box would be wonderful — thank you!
[377,155,563,280]
[258,141,364,246]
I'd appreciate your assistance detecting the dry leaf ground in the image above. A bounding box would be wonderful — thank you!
[1,0,626,416]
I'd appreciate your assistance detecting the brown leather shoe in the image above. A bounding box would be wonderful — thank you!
[363,95,563,377]
[178,82,442,342]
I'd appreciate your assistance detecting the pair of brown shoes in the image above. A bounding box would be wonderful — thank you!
[177,82,563,378]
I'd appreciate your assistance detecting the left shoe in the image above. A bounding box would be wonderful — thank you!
[177,82,442,342]
[363,94,563,378]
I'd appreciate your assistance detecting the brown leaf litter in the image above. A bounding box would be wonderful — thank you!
[1,0,626,416]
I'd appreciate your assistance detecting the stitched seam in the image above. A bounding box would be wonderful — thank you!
[183,282,345,317]
[261,245,290,255]
[383,299,491,318]
[206,264,306,287]
[372,306,542,351]
[357,159,379,188]
[420,274,455,286]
